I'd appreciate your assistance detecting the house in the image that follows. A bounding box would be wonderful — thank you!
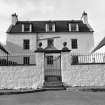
[0,12,98,89]
[6,12,94,64]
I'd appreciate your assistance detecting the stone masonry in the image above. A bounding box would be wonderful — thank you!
[0,52,105,89]
[61,52,105,86]
[0,53,44,89]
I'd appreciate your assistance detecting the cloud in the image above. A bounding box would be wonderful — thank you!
[0,0,104,45]
[0,0,58,19]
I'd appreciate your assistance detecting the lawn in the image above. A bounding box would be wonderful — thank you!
[0,90,105,105]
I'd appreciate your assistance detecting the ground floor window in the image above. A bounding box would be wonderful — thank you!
[23,56,30,65]
[71,56,78,64]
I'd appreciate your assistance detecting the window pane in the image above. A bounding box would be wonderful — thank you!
[71,39,78,49]
[47,56,53,65]
[23,57,30,65]
[71,24,76,31]
[23,40,30,49]
[45,23,55,32]
[24,24,30,32]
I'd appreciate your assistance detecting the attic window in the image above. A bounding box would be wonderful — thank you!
[69,24,79,32]
[45,23,55,32]
[22,24,32,32]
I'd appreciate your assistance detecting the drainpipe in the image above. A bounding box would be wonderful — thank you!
[7,53,8,65]
[36,32,39,50]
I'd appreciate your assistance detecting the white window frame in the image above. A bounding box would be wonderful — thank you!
[22,24,32,32]
[52,24,55,32]
[69,23,79,32]
[76,24,79,31]
[45,24,49,32]
[69,24,71,31]
[45,23,55,32]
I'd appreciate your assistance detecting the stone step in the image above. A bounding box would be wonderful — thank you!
[44,81,63,87]
[43,86,66,91]
[43,81,66,90]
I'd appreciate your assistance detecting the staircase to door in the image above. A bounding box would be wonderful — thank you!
[43,53,65,90]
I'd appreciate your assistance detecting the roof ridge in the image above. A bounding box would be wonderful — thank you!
[18,20,83,22]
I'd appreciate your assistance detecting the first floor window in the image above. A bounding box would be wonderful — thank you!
[71,39,78,49]
[23,39,30,49]
[23,56,30,65]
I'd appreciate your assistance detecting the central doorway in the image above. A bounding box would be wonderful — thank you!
[44,53,62,82]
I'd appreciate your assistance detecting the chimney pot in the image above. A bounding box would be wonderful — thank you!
[81,11,88,24]
[11,13,18,25]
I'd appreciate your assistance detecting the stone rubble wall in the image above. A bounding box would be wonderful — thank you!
[1,52,105,89]
[0,53,44,89]
[61,53,105,87]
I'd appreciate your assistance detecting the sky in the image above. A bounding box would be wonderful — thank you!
[0,0,105,50]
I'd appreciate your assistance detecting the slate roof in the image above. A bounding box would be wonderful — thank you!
[7,20,94,33]
[91,37,105,53]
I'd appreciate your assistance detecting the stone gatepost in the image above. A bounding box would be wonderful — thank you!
[61,42,71,86]
[35,51,44,88]
[61,51,71,86]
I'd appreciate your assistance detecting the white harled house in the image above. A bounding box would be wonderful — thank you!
[0,12,97,89]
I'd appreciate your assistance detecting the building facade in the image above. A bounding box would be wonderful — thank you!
[7,12,94,55]
[1,12,96,89]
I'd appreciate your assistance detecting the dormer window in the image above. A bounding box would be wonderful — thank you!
[22,24,32,32]
[45,23,55,32]
[69,23,79,32]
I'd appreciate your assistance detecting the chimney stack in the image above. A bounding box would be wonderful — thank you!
[11,13,18,25]
[81,11,88,24]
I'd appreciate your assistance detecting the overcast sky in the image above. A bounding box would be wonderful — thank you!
[0,0,105,47]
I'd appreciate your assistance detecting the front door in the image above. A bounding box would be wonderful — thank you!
[44,53,62,82]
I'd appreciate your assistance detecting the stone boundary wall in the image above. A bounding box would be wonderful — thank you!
[61,53,105,86]
[0,53,44,89]
[1,52,105,89]
[0,66,44,89]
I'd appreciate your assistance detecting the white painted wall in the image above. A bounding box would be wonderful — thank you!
[7,32,94,54]
[7,33,37,51]
[0,53,44,89]
[61,52,105,86]
[1,52,105,88]
[38,32,94,54]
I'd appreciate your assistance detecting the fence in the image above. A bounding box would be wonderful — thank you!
[0,54,36,66]
[71,53,105,65]
[0,53,105,66]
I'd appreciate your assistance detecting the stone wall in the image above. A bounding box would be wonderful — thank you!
[0,53,44,89]
[1,52,105,89]
[61,52,105,87]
